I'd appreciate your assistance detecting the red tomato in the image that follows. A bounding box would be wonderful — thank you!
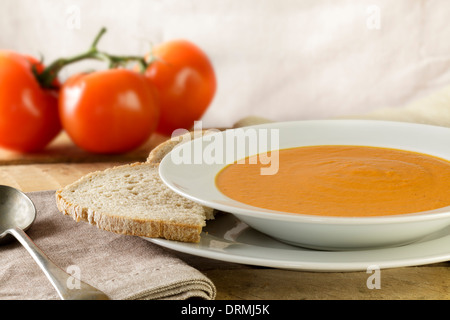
[59,69,159,154]
[0,51,61,152]
[144,40,216,136]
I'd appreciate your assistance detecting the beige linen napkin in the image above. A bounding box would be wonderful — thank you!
[0,190,216,300]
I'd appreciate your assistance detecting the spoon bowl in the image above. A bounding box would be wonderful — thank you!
[0,186,35,244]
[0,185,109,300]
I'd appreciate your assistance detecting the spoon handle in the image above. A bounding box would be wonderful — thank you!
[8,227,109,300]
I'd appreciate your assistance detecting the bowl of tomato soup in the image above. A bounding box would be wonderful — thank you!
[159,120,450,250]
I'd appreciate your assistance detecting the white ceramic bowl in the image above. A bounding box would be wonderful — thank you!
[159,120,450,250]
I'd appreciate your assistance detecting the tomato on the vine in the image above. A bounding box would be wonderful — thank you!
[144,40,216,136]
[0,51,62,152]
[58,68,159,154]
[0,29,216,154]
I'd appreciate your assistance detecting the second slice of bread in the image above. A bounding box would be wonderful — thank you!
[146,129,213,164]
[56,162,214,243]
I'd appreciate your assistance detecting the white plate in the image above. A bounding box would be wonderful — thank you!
[146,213,450,272]
[159,120,450,250]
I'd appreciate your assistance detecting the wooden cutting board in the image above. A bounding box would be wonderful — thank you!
[0,117,266,166]
[0,131,169,165]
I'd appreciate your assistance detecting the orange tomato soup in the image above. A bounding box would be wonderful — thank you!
[215,145,450,217]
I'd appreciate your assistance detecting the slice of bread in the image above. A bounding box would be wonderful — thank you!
[146,129,213,164]
[55,162,214,243]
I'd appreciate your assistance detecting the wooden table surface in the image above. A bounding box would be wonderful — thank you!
[1,132,449,300]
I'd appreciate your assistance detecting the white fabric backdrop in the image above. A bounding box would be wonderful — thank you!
[1,0,450,128]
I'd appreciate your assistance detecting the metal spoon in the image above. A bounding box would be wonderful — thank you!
[0,185,109,300]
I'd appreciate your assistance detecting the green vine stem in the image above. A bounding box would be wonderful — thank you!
[36,27,149,89]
